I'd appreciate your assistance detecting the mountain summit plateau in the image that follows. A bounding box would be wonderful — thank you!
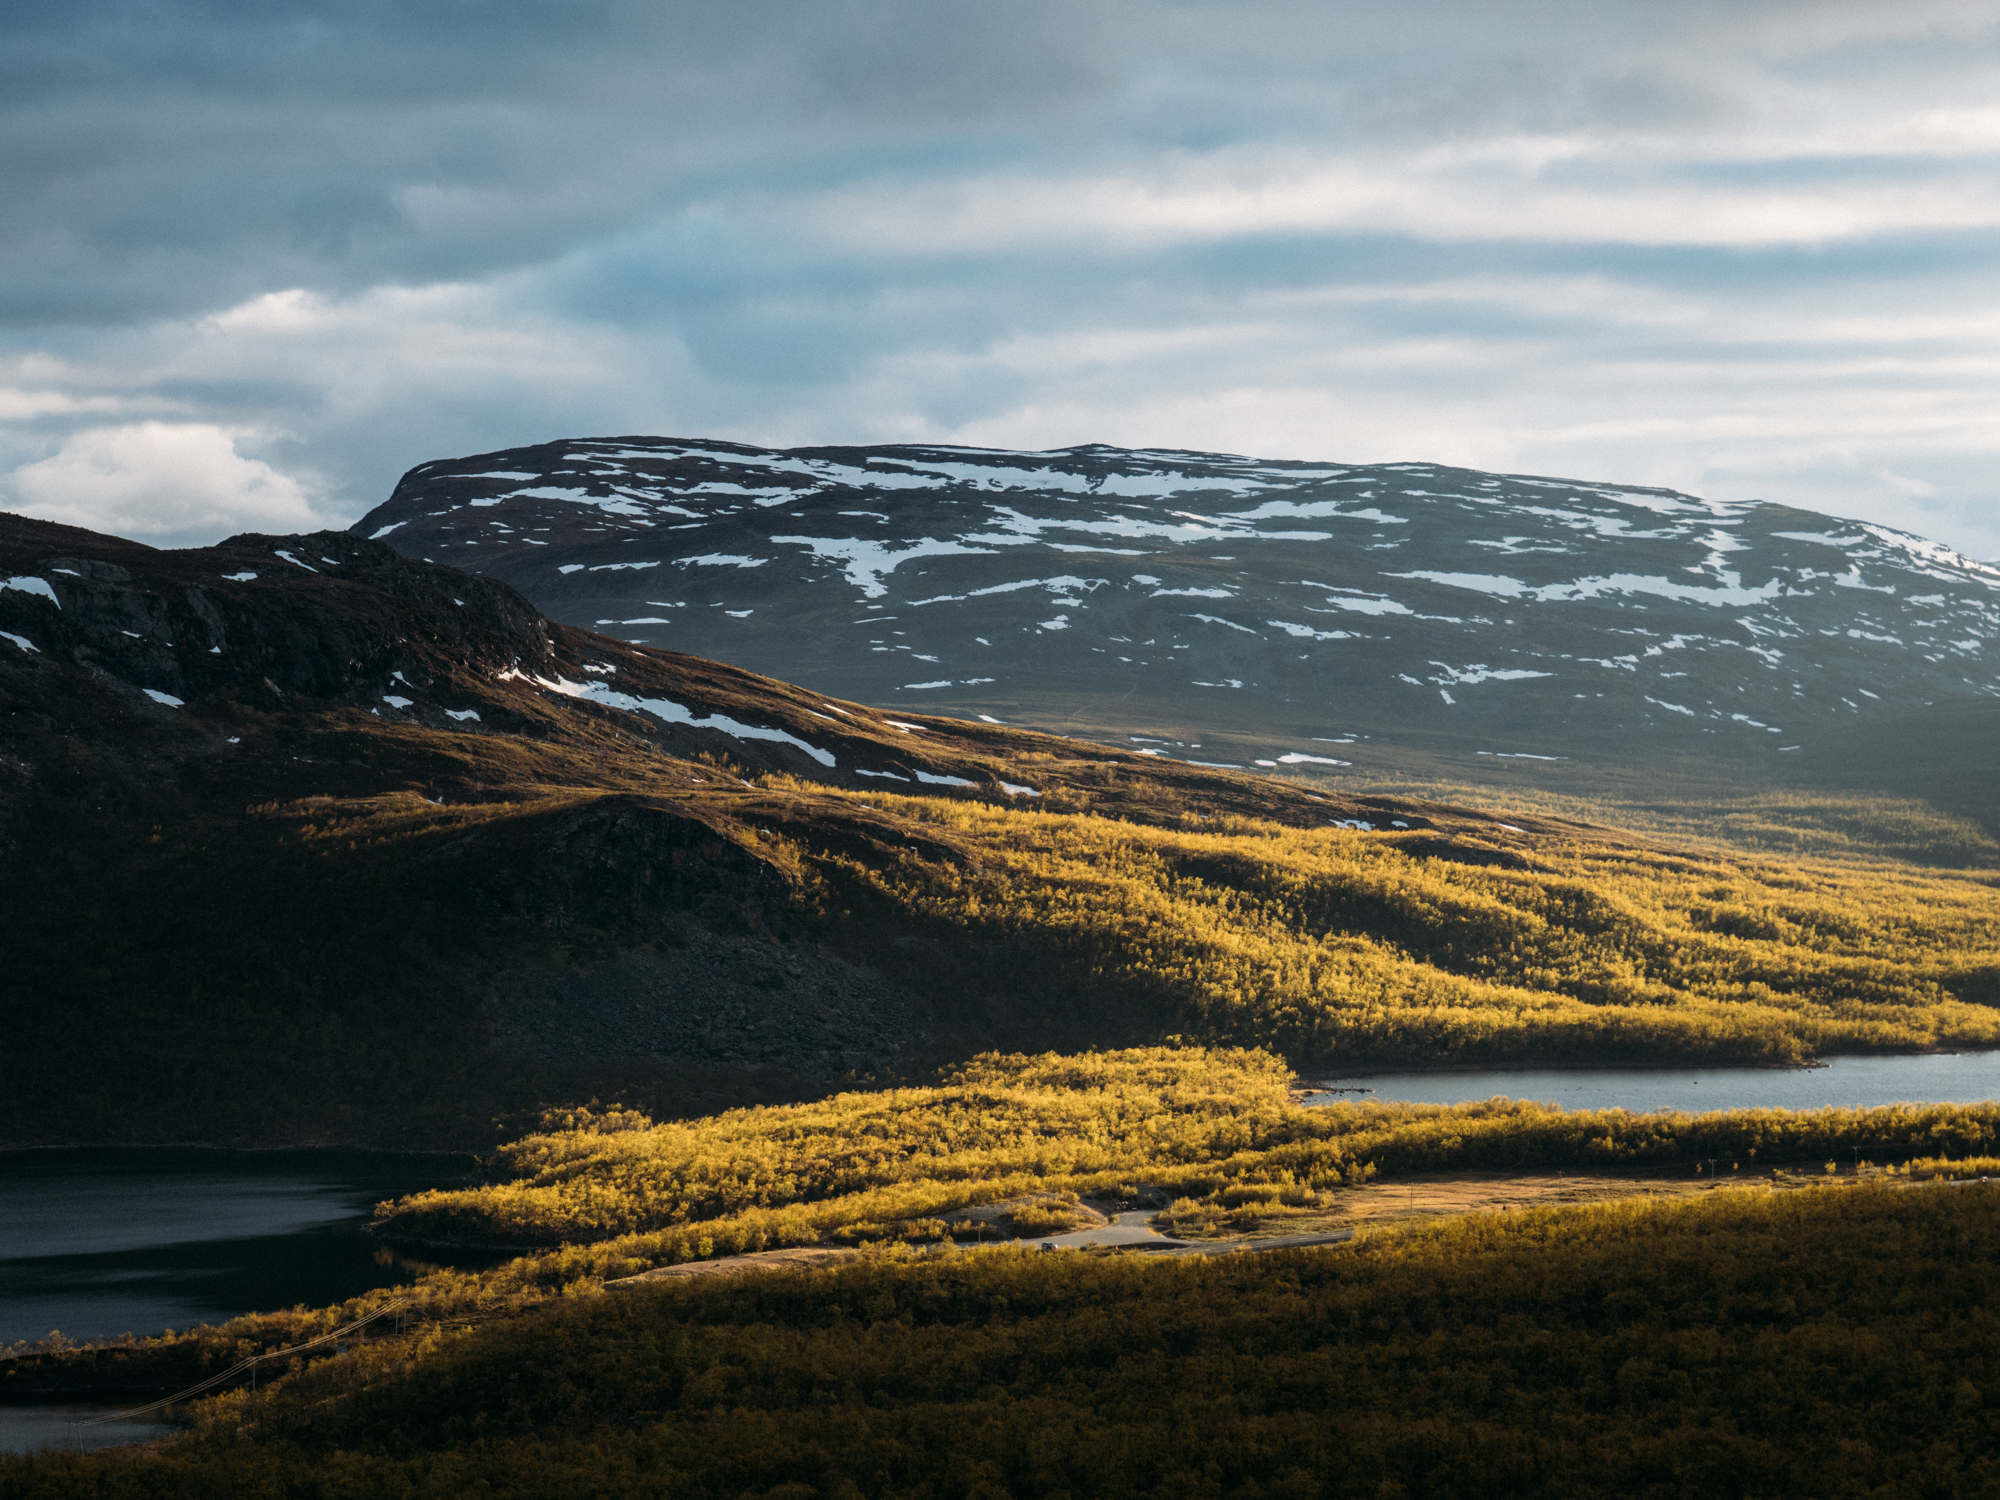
[353,438,2000,776]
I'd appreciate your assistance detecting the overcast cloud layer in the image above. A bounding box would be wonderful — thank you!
[3,0,1998,555]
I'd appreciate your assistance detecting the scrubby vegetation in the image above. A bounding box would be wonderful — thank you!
[780,783,2000,1068]
[1909,1154,2000,1180]
[372,1048,2000,1290]
[8,1184,1998,1498]
[1330,762,2000,869]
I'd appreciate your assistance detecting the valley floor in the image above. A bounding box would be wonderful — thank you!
[4,1179,1997,1499]
[577,1166,1901,1287]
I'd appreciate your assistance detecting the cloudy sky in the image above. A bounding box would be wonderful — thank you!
[3,0,1998,555]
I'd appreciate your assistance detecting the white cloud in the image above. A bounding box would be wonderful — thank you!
[0,388,142,421]
[779,149,2000,256]
[4,422,326,546]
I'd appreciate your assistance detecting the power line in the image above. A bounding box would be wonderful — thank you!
[69,1298,409,1432]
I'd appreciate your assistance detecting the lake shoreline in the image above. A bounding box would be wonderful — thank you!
[0,1143,483,1164]
[12,1051,1993,1155]
[0,1149,492,1352]
[1297,1050,2000,1114]
[1302,1048,1999,1084]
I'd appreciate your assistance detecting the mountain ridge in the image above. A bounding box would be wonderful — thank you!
[0,512,1553,1146]
[350,436,2000,783]
[9,512,1998,1152]
[0,513,1462,835]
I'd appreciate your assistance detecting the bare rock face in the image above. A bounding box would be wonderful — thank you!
[487,928,923,1077]
[1,521,554,718]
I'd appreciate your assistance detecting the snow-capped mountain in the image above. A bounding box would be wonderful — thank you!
[352,438,2000,771]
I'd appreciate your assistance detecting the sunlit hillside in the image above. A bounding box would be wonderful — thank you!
[6,514,1997,1151]
[770,780,2000,1069]
[372,1048,2000,1281]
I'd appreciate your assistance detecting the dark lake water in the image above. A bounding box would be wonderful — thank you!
[0,1404,172,1455]
[0,1148,479,1349]
[1302,1051,2000,1112]
[0,1147,480,1452]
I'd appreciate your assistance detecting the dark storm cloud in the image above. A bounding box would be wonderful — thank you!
[0,0,1123,326]
[0,0,1793,326]
[3,0,1999,558]
[0,1,714,322]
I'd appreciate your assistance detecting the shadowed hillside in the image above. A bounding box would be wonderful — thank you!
[4,515,1997,1149]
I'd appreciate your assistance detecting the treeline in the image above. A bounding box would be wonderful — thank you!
[781,782,2000,1068]
[372,1048,2000,1294]
[8,1185,1997,1498]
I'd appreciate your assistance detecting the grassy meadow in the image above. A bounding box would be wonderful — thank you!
[1329,763,2000,869]
[9,673,1999,1147]
[9,1047,1999,1497]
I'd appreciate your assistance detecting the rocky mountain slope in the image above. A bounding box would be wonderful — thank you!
[8,513,1999,1150]
[0,513,1444,835]
[0,513,1515,1146]
[353,438,2000,778]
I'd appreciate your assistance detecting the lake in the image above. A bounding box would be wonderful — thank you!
[1302,1050,2000,1112]
[0,1146,480,1452]
[0,1404,171,1456]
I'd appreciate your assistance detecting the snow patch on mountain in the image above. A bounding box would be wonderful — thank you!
[501,668,836,766]
[357,438,2000,764]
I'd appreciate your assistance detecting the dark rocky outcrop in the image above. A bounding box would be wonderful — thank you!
[487,930,922,1075]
